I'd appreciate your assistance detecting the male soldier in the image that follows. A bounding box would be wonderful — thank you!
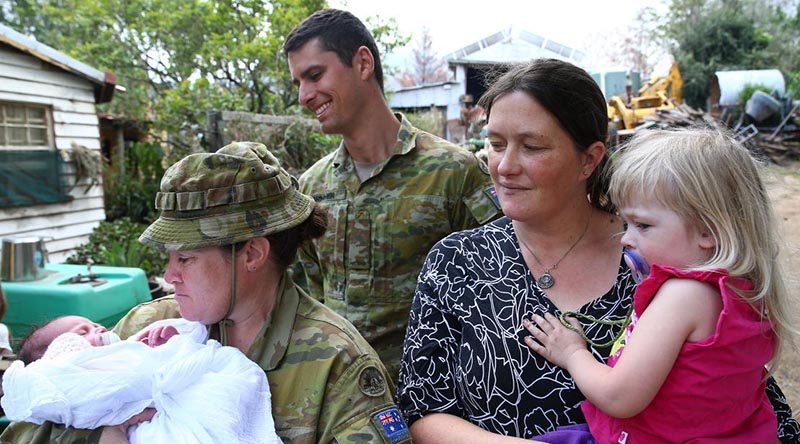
[285,9,501,376]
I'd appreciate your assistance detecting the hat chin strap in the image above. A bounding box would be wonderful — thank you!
[218,243,237,346]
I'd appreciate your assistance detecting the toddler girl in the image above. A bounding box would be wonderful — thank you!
[524,128,795,443]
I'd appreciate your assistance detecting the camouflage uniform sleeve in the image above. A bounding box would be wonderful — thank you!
[295,174,324,301]
[113,297,182,339]
[0,417,102,443]
[324,355,411,444]
[451,154,501,231]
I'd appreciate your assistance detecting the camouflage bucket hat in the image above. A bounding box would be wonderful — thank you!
[139,141,314,251]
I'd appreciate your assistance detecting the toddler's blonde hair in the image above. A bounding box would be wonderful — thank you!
[609,128,796,363]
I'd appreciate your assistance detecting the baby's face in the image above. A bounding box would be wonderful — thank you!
[44,316,108,347]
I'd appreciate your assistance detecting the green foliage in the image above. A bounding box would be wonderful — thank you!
[788,70,800,98]
[223,115,338,176]
[404,109,445,137]
[738,83,774,104]
[0,0,406,153]
[104,142,165,224]
[663,0,800,108]
[66,218,168,278]
[280,119,340,175]
[366,15,412,82]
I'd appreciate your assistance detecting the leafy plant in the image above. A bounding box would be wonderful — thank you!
[280,118,340,175]
[66,218,168,278]
[787,70,800,98]
[223,115,339,176]
[738,83,774,105]
[104,142,165,224]
[404,109,445,137]
[662,0,800,109]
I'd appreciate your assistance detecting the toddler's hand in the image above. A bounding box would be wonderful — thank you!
[523,313,587,369]
[134,325,179,347]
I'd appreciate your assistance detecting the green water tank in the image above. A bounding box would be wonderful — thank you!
[1,263,152,347]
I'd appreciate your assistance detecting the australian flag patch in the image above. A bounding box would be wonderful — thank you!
[485,185,500,207]
[372,407,410,443]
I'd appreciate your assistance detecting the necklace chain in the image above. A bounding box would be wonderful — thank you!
[518,212,591,289]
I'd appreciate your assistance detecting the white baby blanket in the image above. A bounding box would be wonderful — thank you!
[2,321,279,444]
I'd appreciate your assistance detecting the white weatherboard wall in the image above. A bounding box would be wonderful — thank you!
[0,45,105,263]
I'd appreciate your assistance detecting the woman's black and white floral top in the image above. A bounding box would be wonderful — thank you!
[397,216,800,441]
[397,217,634,437]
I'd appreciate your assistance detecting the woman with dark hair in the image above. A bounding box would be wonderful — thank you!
[396,59,799,442]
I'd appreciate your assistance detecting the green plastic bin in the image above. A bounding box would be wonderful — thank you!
[2,263,152,348]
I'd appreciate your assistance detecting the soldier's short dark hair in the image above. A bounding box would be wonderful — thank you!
[284,8,384,92]
[479,59,613,213]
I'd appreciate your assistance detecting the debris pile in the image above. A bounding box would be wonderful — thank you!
[640,104,800,165]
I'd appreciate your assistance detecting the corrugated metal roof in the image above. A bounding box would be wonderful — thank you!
[444,27,586,66]
[0,22,116,103]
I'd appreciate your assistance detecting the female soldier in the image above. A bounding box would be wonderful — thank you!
[1,142,409,444]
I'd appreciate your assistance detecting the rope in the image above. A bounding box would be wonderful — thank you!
[558,304,633,349]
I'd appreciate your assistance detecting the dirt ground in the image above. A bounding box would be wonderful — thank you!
[766,164,800,418]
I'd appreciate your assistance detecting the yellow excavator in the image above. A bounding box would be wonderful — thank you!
[608,62,684,131]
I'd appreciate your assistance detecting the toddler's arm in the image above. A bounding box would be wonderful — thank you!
[523,278,720,418]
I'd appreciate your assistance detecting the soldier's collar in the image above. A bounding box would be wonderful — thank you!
[247,271,299,370]
[394,112,418,156]
[331,113,418,171]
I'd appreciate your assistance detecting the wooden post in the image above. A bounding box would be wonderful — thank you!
[116,128,125,177]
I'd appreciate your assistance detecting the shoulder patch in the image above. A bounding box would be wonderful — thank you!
[477,156,490,175]
[358,366,387,397]
[371,407,410,443]
[484,185,500,207]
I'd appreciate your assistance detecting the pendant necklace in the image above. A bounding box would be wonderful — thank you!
[518,212,591,289]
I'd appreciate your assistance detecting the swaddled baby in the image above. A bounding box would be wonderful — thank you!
[3,315,279,444]
[16,315,208,364]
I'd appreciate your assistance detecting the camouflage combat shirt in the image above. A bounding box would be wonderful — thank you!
[0,273,411,444]
[297,114,501,376]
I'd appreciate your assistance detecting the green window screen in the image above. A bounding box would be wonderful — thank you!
[0,149,72,208]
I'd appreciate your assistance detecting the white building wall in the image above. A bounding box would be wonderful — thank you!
[0,46,105,263]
